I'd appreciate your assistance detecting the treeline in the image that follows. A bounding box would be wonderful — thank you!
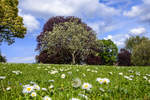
[35,16,150,66]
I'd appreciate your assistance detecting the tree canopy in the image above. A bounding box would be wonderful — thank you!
[0,0,26,45]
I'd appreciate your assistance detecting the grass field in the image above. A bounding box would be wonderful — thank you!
[0,63,150,100]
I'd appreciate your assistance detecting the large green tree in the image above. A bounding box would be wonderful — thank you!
[125,36,149,52]
[131,40,150,66]
[0,0,26,45]
[97,39,118,65]
[40,21,97,64]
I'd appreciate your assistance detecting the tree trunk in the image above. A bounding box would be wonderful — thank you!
[72,52,76,65]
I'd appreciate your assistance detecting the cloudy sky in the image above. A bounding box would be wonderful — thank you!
[1,0,150,63]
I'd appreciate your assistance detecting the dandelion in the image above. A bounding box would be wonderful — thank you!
[82,83,92,90]
[43,96,51,100]
[31,92,37,97]
[61,74,65,79]
[72,78,81,88]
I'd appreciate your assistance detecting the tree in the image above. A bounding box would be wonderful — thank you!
[117,48,131,66]
[97,39,118,65]
[131,40,150,66]
[0,0,26,45]
[40,20,97,64]
[125,36,149,52]
[0,51,6,62]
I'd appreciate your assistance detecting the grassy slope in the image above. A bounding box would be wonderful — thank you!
[0,63,150,100]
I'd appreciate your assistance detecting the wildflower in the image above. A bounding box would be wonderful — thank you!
[129,75,134,78]
[6,87,11,91]
[124,76,132,80]
[78,94,88,100]
[33,84,40,90]
[31,92,37,97]
[43,96,51,100]
[143,76,148,80]
[22,85,34,93]
[49,70,58,74]
[99,88,105,92]
[96,78,104,84]
[42,88,47,91]
[119,73,123,75]
[48,80,54,82]
[103,78,110,84]
[82,83,92,90]
[48,85,54,89]
[109,72,113,75]
[0,76,6,80]
[61,74,65,79]
[70,98,80,100]
[72,78,81,88]
[148,80,150,84]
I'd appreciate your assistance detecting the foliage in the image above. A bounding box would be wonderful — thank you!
[0,52,6,62]
[125,36,149,52]
[117,48,131,66]
[97,39,118,65]
[1,63,150,100]
[0,0,26,45]
[38,17,97,64]
[131,40,150,66]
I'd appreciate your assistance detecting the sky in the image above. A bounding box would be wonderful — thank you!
[1,0,150,63]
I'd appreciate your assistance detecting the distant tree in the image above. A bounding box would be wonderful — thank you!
[125,36,149,52]
[0,52,6,62]
[40,20,97,64]
[117,48,131,66]
[131,40,150,66]
[0,0,26,45]
[97,39,118,65]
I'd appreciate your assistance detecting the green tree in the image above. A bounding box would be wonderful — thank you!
[0,0,26,45]
[125,36,149,52]
[97,39,118,65]
[0,51,6,62]
[41,21,97,64]
[131,40,150,66]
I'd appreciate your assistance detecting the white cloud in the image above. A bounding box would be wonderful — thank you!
[19,9,40,32]
[129,27,146,35]
[19,0,120,18]
[9,56,35,63]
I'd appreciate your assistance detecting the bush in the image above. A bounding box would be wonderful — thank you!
[131,40,150,66]
[117,48,131,66]
[0,53,6,62]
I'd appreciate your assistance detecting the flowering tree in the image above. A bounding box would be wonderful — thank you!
[40,21,97,64]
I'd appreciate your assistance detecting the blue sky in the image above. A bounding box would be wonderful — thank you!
[1,0,150,63]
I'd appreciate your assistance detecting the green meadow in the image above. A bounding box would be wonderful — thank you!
[0,63,150,100]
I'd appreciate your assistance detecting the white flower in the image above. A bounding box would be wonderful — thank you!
[124,76,132,80]
[103,78,110,84]
[148,80,150,84]
[136,72,140,76]
[143,76,148,80]
[129,75,134,78]
[119,73,123,75]
[78,94,88,100]
[49,70,58,74]
[43,96,51,100]
[0,76,6,80]
[33,84,40,90]
[82,83,92,90]
[6,87,11,91]
[109,72,113,75]
[48,80,55,82]
[128,70,134,73]
[49,85,54,89]
[99,88,105,92]
[42,88,47,91]
[61,74,65,79]
[72,78,81,88]
[22,86,34,93]
[96,78,104,84]
[31,92,37,97]
[70,98,80,100]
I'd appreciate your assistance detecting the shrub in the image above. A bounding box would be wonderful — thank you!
[117,48,131,66]
[0,53,6,62]
[131,40,150,66]
[86,54,102,65]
